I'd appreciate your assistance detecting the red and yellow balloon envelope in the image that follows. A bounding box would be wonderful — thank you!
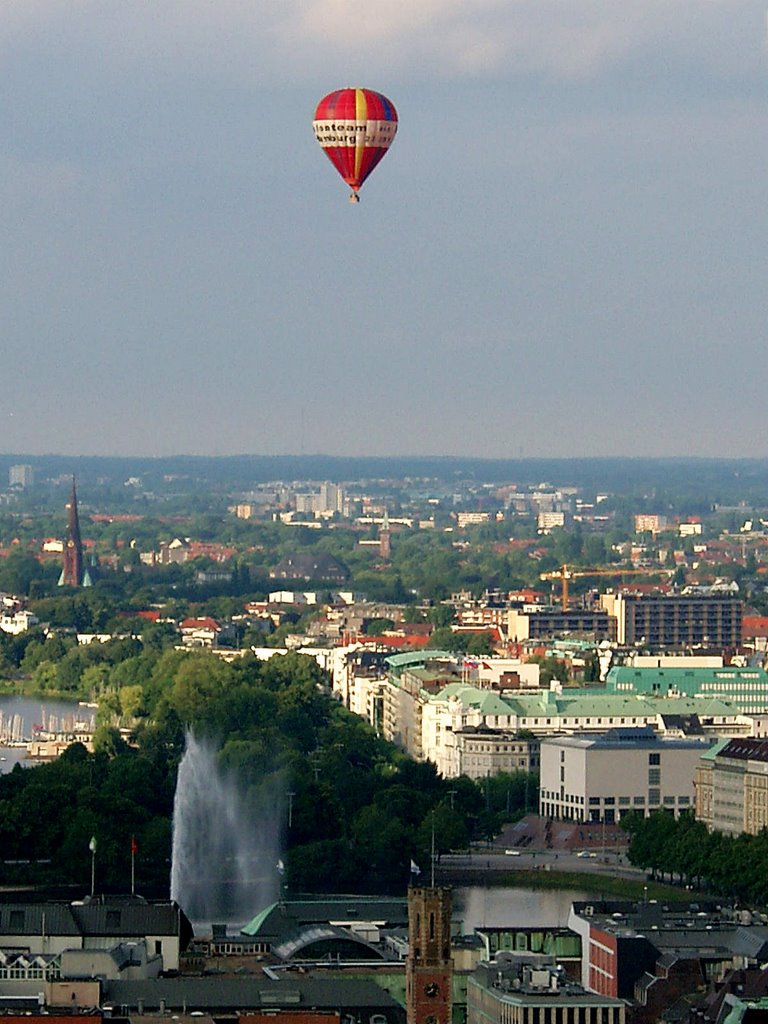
[313,88,398,202]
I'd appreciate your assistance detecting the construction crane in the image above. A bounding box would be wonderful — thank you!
[539,564,669,611]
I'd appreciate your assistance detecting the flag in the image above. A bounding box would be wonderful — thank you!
[89,836,97,853]
[410,859,421,875]
[130,835,138,857]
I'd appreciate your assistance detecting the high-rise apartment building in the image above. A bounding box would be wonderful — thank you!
[8,464,34,488]
[601,591,742,649]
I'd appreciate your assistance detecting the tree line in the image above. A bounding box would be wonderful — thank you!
[0,648,537,897]
[623,809,768,905]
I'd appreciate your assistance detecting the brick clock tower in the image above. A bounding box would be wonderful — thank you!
[406,886,453,1024]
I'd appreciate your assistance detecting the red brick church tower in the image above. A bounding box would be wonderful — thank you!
[59,478,91,587]
[406,886,453,1024]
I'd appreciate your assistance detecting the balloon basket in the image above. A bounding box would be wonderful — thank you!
[349,192,360,204]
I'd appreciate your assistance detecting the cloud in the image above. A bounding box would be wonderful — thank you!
[0,1,764,84]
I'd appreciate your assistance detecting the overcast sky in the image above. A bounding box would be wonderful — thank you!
[1,1,766,459]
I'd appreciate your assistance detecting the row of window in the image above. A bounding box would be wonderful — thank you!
[0,965,61,979]
[543,792,690,807]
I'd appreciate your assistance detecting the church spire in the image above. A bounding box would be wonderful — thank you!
[58,477,91,587]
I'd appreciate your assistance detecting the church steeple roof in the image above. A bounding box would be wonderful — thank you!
[58,477,88,587]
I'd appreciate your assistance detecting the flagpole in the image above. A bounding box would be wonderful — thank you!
[89,836,97,897]
[130,835,138,896]
[431,817,436,888]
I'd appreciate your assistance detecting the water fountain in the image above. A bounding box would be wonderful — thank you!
[170,731,283,925]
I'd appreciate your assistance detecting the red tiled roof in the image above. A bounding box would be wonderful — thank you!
[180,617,221,631]
[363,634,431,649]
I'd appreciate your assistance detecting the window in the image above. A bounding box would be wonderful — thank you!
[589,797,600,805]
[648,768,661,785]
[648,788,661,805]
[649,753,660,765]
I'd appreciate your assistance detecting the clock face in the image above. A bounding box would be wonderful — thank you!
[425,983,440,998]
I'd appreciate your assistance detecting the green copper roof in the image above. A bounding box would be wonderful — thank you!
[606,665,768,694]
[430,684,739,719]
[241,901,279,936]
[699,737,731,761]
[385,651,456,675]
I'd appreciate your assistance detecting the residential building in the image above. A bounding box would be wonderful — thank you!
[0,896,191,976]
[364,654,755,778]
[634,515,668,535]
[508,608,615,642]
[384,673,748,777]
[8,465,34,489]
[294,483,348,517]
[537,511,571,533]
[600,591,742,650]
[0,609,38,635]
[539,728,710,823]
[179,617,221,648]
[457,512,491,528]
[440,726,540,780]
[270,553,348,583]
[268,591,319,606]
[679,522,703,537]
[694,737,768,835]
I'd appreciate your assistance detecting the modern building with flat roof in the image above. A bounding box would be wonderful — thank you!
[539,728,711,823]
[600,592,742,650]
[467,955,625,1024]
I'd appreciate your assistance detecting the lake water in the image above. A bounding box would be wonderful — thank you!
[0,694,96,772]
[453,886,592,935]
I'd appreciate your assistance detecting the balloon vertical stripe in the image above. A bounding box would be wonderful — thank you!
[354,88,367,184]
[313,87,398,199]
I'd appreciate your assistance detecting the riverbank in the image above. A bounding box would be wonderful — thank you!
[0,679,92,701]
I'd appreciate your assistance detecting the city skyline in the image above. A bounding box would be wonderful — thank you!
[2,2,767,458]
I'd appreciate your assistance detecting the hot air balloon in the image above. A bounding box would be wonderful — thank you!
[313,88,398,202]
